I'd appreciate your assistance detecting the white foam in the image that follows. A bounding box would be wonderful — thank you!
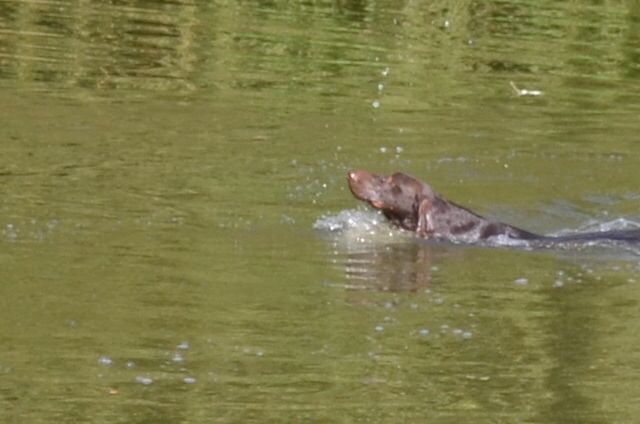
[315,211,640,255]
[313,209,411,249]
[552,218,640,236]
[313,209,382,233]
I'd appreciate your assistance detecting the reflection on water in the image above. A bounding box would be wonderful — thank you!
[0,0,199,92]
[316,211,640,422]
[3,0,640,423]
[2,0,640,102]
[341,243,440,292]
[315,208,451,290]
[317,208,640,292]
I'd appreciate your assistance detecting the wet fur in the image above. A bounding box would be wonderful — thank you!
[347,170,640,243]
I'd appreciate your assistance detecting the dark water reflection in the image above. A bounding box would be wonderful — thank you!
[325,225,640,423]
[3,0,640,423]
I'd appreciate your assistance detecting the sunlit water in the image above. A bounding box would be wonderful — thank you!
[2,0,640,423]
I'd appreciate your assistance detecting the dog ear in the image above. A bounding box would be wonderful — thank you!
[416,198,434,238]
[413,194,421,214]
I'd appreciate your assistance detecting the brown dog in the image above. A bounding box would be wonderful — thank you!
[347,170,640,243]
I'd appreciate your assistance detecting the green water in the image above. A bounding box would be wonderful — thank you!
[2,1,640,422]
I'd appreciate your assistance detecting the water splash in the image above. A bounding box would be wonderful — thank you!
[316,211,640,256]
[314,209,383,234]
[551,218,640,236]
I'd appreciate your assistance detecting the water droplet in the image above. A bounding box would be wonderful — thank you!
[98,356,112,366]
[135,375,153,385]
[514,277,528,285]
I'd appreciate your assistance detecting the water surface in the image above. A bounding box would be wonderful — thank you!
[2,1,640,422]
